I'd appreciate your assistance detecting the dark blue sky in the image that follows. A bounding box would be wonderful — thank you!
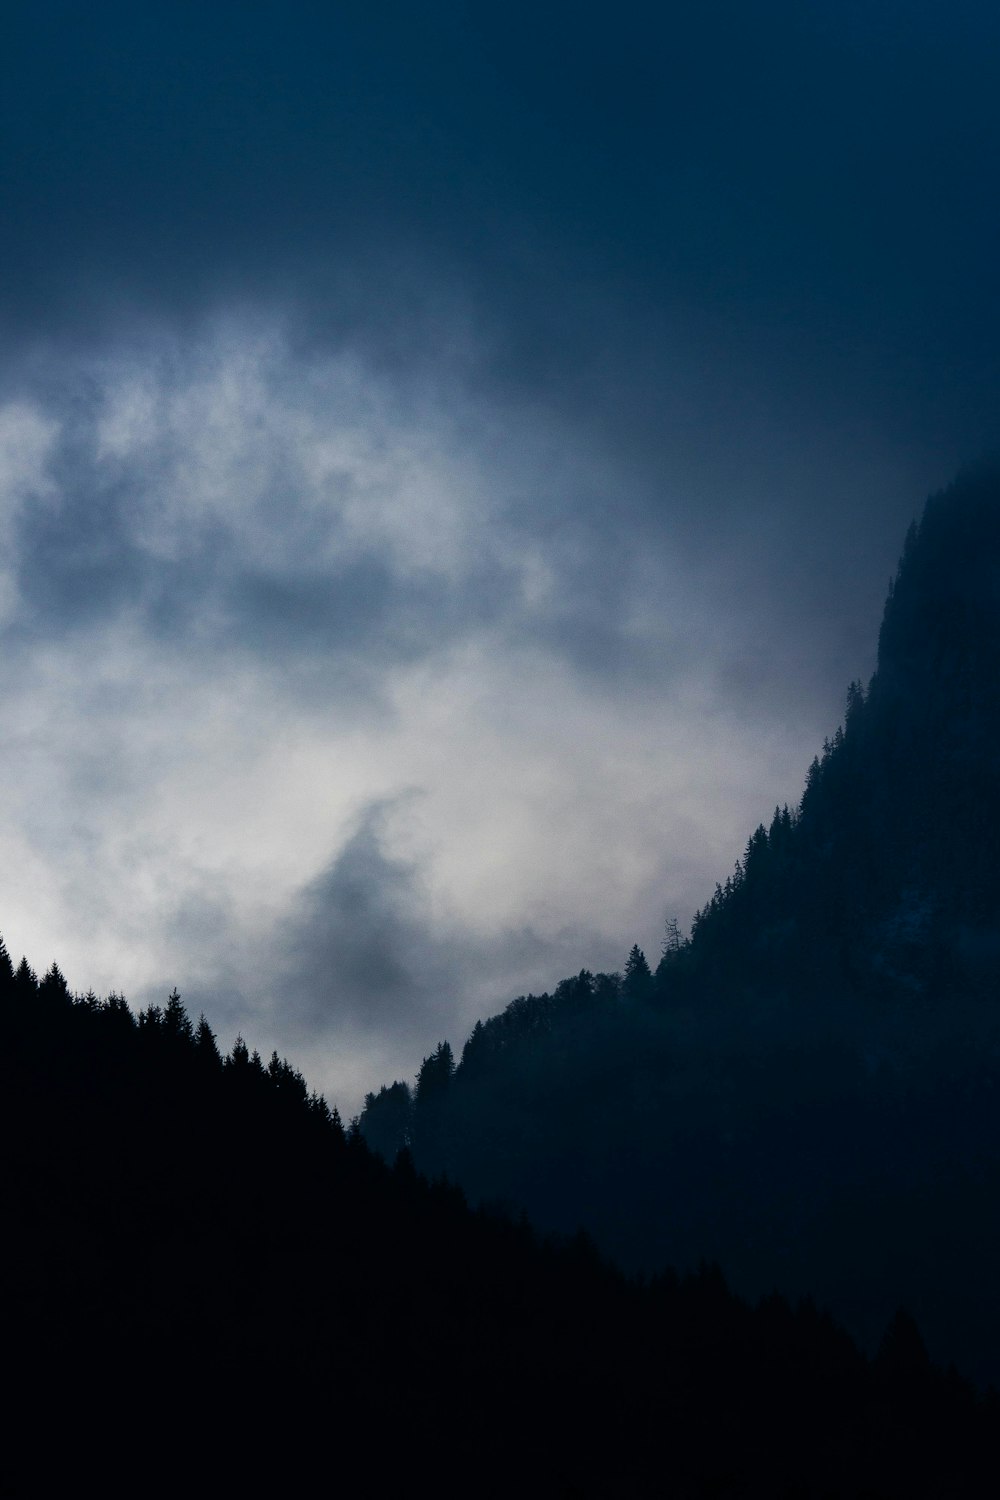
[6,3,1000,373]
[1,1,998,1106]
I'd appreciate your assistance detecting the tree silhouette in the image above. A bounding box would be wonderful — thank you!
[622,944,652,1002]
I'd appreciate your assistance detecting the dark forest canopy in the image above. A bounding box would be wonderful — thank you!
[360,463,1000,1384]
[4,951,998,1497]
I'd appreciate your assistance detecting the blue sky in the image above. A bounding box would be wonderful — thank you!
[1,2,998,1109]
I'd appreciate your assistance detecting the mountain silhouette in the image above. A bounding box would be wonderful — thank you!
[5,953,998,1496]
[361,463,1000,1383]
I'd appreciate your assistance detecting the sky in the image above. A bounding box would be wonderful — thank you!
[2,1,999,1112]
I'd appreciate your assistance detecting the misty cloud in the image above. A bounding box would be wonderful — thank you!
[0,312,952,1114]
[259,792,644,1110]
[280,797,446,1037]
[2,3,999,1111]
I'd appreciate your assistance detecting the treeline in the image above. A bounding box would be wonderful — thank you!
[5,940,998,1497]
[359,465,1000,1383]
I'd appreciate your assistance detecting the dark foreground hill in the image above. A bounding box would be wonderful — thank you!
[360,464,1000,1384]
[5,957,998,1497]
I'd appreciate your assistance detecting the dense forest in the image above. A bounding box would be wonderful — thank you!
[5,954,999,1496]
[360,464,1000,1385]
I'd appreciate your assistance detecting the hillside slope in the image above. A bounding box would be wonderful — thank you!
[6,959,994,1496]
[361,465,1000,1382]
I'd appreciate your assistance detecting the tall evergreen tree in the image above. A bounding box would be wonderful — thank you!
[415,1041,455,1108]
[622,944,652,1002]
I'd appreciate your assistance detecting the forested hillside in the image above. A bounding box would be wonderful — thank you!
[5,953,999,1496]
[361,464,1000,1383]
[11,954,999,1496]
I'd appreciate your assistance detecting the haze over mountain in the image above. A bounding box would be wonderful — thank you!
[361,467,1000,1382]
[3,4,1000,1109]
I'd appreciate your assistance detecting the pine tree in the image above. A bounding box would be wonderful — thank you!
[194,1014,222,1067]
[227,1035,250,1070]
[360,1080,414,1160]
[13,958,38,1001]
[415,1042,455,1108]
[0,934,15,1000]
[622,945,652,1002]
[163,988,193,1042]
[38,963,71,1007]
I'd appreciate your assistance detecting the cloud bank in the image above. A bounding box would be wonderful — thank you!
[0,318,855,1108]
[2,3,1000,1109]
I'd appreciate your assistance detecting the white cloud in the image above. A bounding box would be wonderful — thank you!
[0,315,850,1113]
[89,325,496,584]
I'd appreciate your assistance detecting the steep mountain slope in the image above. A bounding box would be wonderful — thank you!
[361,464,1000,1381]
[7,957,994,1497]
[682,460,1000,1002]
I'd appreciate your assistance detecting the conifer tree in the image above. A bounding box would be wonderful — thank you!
[415,1041,455,1107]
[163,988,193,1042]
[622,944,652,1002]
[360,1080,413,1160]
[0,934,15,997]
[228,1035,250,1069]
[38,963,70,1006]
[14,957,38,1000]
[194,1014,222,1067]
